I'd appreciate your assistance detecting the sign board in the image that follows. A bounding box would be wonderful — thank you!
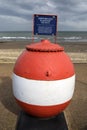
[33,14,57,35]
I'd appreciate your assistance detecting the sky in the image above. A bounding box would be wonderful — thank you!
[0,0,87,31]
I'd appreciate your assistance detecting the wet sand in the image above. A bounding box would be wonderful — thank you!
[0,63,87,130]
[0,41,87,63]
[0,41,87,52]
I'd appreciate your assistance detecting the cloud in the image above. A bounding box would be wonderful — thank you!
[0,15,31,31]
[0,0,87,31]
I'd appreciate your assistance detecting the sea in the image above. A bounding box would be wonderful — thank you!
[0,31,87,43]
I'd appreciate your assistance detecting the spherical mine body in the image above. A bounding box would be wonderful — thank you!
[12,40,75,118]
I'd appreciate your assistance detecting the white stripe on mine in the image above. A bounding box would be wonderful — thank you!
[12,73,75,106]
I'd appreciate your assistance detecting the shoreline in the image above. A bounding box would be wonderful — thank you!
[0,40,87,52]
[0,41,87,63]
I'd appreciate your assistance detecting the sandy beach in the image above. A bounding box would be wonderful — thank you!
[0,41,87,52]
[0,41,87,63]
[0,41,87,130]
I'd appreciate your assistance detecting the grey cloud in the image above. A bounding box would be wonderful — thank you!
[0,0,87,31]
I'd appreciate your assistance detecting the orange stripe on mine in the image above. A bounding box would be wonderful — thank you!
[15,98,71,118]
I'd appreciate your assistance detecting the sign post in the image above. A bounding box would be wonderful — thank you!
[33,14,57,43]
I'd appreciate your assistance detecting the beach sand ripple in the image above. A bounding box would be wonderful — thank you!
[0,49,87,63]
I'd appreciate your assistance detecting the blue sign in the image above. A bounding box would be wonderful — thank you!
[34,14,57,35]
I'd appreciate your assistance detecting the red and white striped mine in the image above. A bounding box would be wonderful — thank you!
[12,40,75,118]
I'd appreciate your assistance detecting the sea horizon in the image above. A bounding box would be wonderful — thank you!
[0,31,87,43]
